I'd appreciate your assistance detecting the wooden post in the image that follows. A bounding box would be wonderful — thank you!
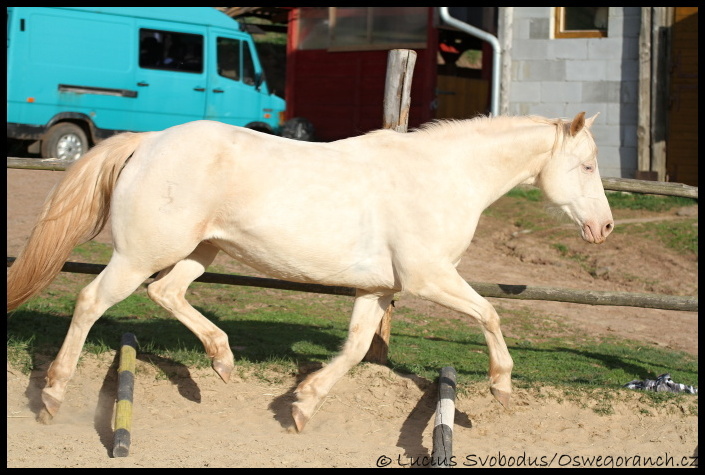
[636,7,652,179]
[364,49,417,365]
[649,7,672,181]
[382,49,417,133]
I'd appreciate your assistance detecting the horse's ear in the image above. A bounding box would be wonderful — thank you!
[569,112,586,136]
[585,112,599,129]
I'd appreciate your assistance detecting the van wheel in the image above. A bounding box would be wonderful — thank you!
[282,117,315,141]
[41,123,89,161]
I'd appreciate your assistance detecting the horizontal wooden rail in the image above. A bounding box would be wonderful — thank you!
[7,157,74,171]
[7,157,699,199]
[6,258,697,312]
[600,177,698,199]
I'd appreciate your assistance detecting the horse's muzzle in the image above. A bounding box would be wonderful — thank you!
[581,220,614,244]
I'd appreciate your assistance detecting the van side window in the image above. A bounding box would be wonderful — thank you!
[139,29,203,73]
[217,37,240,81]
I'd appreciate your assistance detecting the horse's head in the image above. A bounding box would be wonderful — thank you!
[537,112,614,244]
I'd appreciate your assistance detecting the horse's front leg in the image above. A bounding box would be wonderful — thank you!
[291,290,394,432]
[408,265,513,407]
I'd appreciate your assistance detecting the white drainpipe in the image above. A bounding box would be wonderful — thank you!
[439,7,501,117]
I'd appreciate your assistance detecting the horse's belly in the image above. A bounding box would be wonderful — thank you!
[209,235,397,291]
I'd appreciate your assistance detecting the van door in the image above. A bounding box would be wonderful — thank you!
[205,29,269,129]
[133,23,208,131]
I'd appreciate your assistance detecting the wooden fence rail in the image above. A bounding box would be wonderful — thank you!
[8,157,699,199]
[5,258,698,312]
[600,177,698,199]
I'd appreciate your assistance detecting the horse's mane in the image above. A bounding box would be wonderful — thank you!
[366,114,595,158]
[396,114,595,158]
[407,114,570,136]
[409,115,493,136]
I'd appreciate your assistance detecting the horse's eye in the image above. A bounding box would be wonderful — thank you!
[583,164,594,172]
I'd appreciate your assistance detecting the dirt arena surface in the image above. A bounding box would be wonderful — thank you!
[7,167,698,468]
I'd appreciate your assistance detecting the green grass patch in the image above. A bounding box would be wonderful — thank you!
[388,305,698,390]
[505,186,543,201]
[606,192,696,211]
[484,187,549,230]
[502,187,696,212]
[616,219,698,256]
[652,219,698,255]
[72,240,113,262]
[9,292,698,392]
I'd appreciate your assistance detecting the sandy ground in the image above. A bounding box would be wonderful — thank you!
[6,167,699,468]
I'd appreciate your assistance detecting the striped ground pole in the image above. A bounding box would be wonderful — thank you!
[432,366,457,467]
[113,332,138,458]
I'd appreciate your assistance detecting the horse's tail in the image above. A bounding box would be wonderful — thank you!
[7,132,147,312]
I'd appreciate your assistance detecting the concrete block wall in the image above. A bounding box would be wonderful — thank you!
[504,7,641,178]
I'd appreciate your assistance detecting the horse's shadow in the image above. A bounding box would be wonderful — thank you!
[22,353,471,459]
[266,362,473,460]
[22,351,204,457]
[18,314,473,461]
[22,354,123,457]
[267,361,323,431]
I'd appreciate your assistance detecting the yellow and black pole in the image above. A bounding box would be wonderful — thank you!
[113,332,138,457]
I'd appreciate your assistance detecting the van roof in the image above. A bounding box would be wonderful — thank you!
[28,7,244,30]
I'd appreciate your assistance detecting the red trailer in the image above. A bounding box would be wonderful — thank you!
[283,7,494,142]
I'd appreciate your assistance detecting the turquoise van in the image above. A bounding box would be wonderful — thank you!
[7,7,310,160]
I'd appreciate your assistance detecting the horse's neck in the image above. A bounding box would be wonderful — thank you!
[441,122,554,207]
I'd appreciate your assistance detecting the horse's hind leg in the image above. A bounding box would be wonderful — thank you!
[40,254,155,423]
[147,242,235,382]
[408,265,513,408]
[292,290,394,432]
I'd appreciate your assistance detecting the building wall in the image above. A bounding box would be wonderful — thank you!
[502,7,641,179]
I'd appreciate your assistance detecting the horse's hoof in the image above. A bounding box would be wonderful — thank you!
[490,386,511,408]
[37,407,55,425]
[212,360,233,383]
[291,404,309,433]
[39,391,62,423]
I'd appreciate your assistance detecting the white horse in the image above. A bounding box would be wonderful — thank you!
[7,112,613,431]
